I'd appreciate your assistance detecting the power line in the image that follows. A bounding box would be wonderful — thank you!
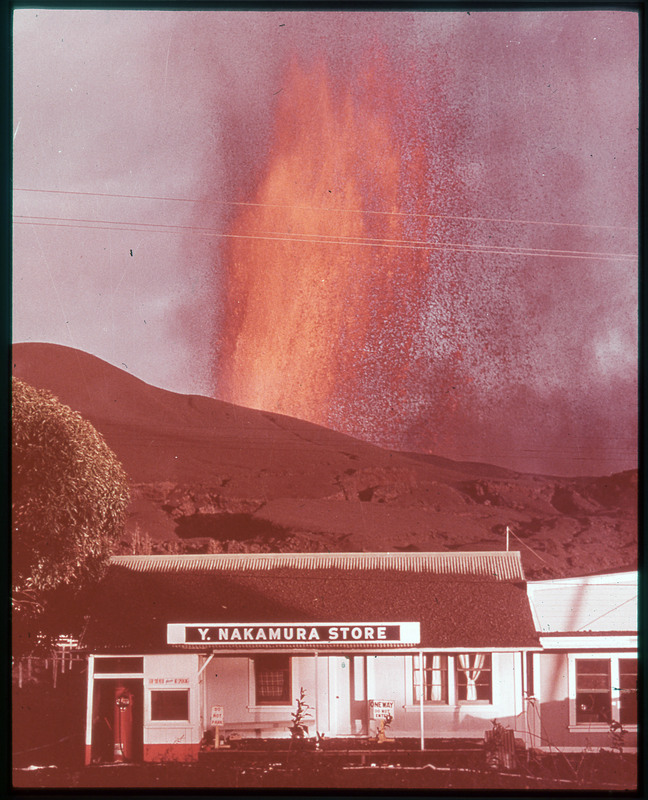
[576,595,637,632]
[13,186,636,233]
[506,527,553,568]
[262,227,636,260]
[13,215,637,263]
[17,213,638,258]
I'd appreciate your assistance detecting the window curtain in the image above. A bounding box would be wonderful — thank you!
[259,667,286,699]
[429,655,444,702]
[458,653,485,701]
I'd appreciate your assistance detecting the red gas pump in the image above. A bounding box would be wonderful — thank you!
[113,683,134,762]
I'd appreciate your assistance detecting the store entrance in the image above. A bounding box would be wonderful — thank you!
[333,656,368,736]
[91,679,143,763]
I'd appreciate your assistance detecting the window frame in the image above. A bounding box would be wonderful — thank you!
[568,653,638,731]
[413,653,450,704]
[93,656,144,675]
[619,657,638,726]
[455,652,493,704]
[149,688,191,723]
[410,653,494,707]
[574,658,612,725]
[250,654,293,708]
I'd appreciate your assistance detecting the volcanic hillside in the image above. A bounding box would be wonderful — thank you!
[13,343,637,580]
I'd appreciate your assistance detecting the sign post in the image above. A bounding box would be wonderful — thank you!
[211,705,224,749]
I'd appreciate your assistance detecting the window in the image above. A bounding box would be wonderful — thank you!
[575,659,611,723]
[619,659,637,725]
[456,653,492,702]
[571,655,637,728]
[413,654,448,703]
[254,655,291,705]
[150,689,189,721]
[412,654,492,705]
[94,657,144,674]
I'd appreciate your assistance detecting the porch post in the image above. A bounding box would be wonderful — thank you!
[521,650,530,748]
[84,655,95,765]
[200,653,210,744]
[418,651,425,751]
[314,651,319,735]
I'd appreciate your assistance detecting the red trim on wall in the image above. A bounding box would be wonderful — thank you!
[143,743,200,762]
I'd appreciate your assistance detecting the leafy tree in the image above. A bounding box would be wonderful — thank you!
[12,378,130,648]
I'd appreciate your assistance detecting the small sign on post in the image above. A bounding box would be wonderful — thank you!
[369,699,395,743]
[369,699,394,720]
[211,705,224,749]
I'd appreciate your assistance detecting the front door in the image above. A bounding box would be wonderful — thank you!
[332,656,368,736]
[91,679,143,763]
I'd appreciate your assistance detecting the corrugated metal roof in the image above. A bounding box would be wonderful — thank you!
[110,551,525,581]
[85,560,539,652]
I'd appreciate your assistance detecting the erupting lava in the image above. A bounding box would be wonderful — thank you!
[216,55,465,446]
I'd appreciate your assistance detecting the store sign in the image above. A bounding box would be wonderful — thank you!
[167,622,420,646]
[369,699,395,720]
[147,677,190,686]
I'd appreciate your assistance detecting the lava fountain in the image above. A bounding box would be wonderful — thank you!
[215,54,467,446]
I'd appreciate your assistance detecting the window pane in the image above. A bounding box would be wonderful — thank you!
[579,659,610,673]
[151,690,189,721]
[619,659,637,725]
[576,691,611,723]
[619,659,637,688]
[576,660,610,690]
[255,655,291,704]
[456,654,492,702]
[619,674,637,690]
[425,654,448,703]
[94,657,144,674]
[577,674,611,690]
[413,655,448,703]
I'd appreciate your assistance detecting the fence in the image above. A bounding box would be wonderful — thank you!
[13,650,86,689]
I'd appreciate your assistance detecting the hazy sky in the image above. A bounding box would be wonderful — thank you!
[13,10,638,476]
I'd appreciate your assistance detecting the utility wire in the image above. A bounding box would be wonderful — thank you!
[262,228,635,260]
[506,527,553,568]
[576,595,637,632]
[13,186,636,232]
[17,212,638,258]
[13,216,636,263]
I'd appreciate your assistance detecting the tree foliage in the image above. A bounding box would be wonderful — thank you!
[12,377,130,622]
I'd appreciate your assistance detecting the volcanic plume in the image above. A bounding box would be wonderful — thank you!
[216,55,470,448]
[212,43,636,476]
[14,11,638,477]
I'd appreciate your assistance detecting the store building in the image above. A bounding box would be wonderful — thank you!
[526,570,638,752]
[81,551,541,763]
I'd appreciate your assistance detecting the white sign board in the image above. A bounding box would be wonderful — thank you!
[168,621,420,646]
[369,699,394,720]
[147,677,190,687]
[211,705,224,726]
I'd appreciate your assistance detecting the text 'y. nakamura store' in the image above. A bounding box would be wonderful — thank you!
[81,551,543,763]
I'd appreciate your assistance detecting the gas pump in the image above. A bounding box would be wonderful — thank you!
[113,683,135,762]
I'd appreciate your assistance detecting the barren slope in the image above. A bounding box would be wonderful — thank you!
[13,343,637,579]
